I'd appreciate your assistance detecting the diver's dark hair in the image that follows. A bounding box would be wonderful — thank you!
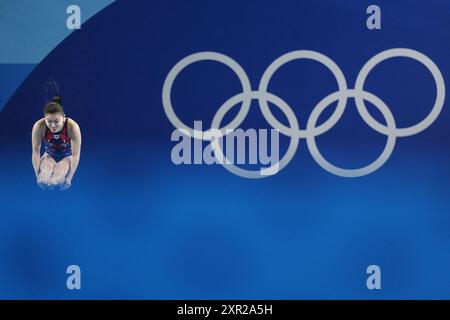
[44,96,64,115]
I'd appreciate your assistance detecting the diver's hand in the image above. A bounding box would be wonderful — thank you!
[60,177,72,191]
[37,177,50,190]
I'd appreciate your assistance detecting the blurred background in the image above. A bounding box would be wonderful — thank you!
[0,0,449,299]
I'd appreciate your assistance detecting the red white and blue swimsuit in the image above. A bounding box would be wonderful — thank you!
[42,118,72,162]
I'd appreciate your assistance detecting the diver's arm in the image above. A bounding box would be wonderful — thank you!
[31,121,44,177]
[66,120,82,182]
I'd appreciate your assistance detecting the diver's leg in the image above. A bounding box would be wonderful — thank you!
[49,156,72,186]
[37,153,56,188]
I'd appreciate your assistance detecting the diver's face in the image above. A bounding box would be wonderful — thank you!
[45,113,65,133]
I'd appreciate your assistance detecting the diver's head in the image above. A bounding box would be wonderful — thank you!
[44,96,65,133]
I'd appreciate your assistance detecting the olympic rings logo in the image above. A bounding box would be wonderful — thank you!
[162,48,445,178]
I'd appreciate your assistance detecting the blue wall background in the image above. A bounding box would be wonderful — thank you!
[0,0,449,299]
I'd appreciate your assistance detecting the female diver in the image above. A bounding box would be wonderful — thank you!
[31,96,82,190]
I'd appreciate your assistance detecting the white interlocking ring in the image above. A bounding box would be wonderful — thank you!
[258,50,348,138]
[162,48,445,178]
[210,91,299,179]
[354,48,445,137]
[306,89,396,177]
[162,52,252,140]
